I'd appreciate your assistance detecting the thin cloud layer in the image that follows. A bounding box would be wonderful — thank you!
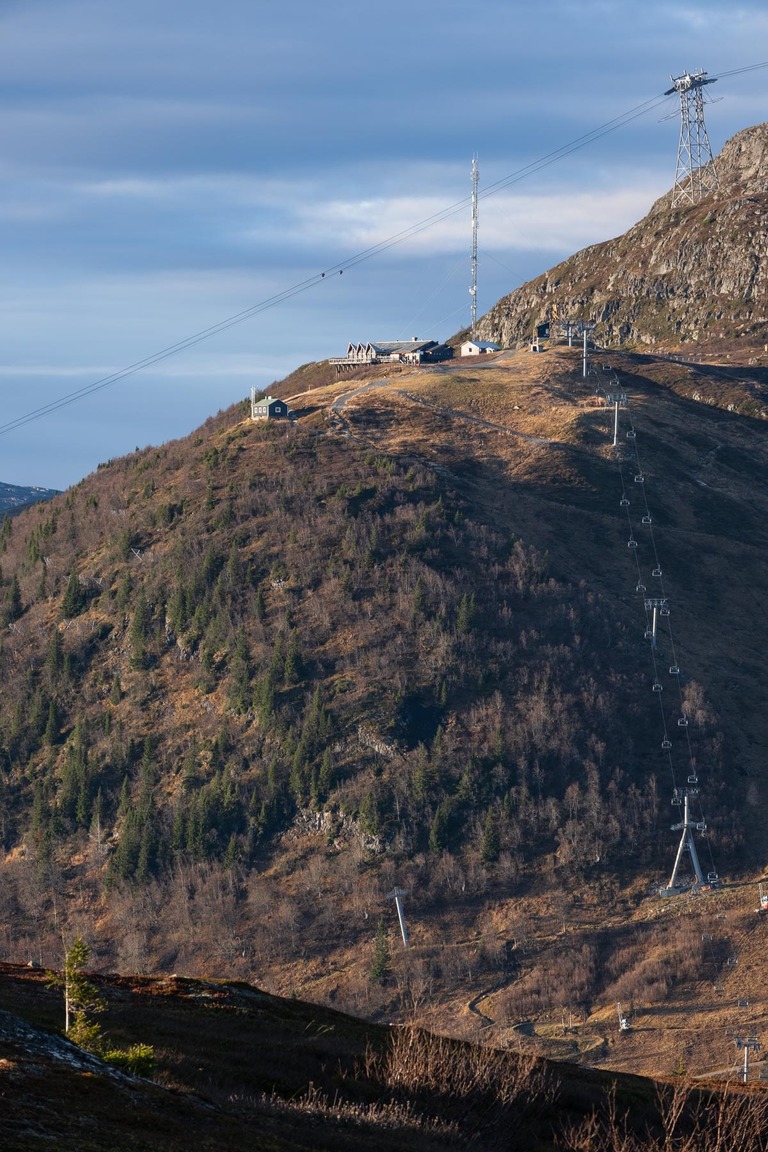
[0,0,766,486]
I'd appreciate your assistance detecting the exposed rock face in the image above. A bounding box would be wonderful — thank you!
[479,123,768,349]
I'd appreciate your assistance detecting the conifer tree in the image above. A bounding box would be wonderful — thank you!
[481,809,501,863]
[283,629,302,684]
[370,918,390,986]
[129,589,150,669]
[3,574,22,624]
[61,572,86,619]
[48,937,106,1052]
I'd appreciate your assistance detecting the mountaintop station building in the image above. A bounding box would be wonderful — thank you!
[460,339,500,356]
[250,391,290,420]
[330,338,452,375]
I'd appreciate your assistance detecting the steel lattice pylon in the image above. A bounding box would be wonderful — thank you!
[665,70,719,207]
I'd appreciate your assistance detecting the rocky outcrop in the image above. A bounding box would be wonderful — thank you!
[479,123,768,349]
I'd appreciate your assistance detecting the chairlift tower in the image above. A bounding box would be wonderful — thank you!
[643,598,669,649]
[470,156,479,339]
[662,788,708,893]
[605,392,628,448]
[387,887,410,948]
[734,1035,761,1083]
[580,322,595,378]
[665,70,719,207]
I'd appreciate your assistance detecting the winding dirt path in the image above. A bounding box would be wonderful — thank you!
[329,374,551,446]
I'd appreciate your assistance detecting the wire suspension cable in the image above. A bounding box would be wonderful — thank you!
[0,92,680,439]
[597,362,719,889]
[4,59,766,438]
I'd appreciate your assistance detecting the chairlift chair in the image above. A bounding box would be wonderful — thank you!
[642,514,653,525]
[626,430,636,440]
[652,567,663,577]
[669,665,680,675]
[628,538,638,549]
[678,716,689,727]
[620,496,630,507]
[653,682,663,692]
[637,583,647,593]
[634,474,645,484]
[662,738,672,750]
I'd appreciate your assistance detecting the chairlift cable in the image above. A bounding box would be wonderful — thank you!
[0,89,692,439]
[3,61,766,437]
[602,365,719,886]
[629,410,702,784]
[607,402,678,792]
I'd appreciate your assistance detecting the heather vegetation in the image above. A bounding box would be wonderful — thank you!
[0,396,732,1017]
[2,958,767,1152]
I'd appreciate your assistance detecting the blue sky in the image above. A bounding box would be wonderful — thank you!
[0,0,766,489]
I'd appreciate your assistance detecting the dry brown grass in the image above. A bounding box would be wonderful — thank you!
[563,1081,768,1152]
[368,1022,556,1110]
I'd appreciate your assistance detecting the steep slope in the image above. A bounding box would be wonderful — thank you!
[0,341,766,1081]
[2,961,768,1152]
[479,122,768,351]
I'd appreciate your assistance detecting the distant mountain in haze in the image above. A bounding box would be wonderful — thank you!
[0,480,59,513]
[478,122,768,351]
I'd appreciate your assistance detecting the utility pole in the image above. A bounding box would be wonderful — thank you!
[665,70,719,206]
[470,156,479,339]
[387,887,410,948]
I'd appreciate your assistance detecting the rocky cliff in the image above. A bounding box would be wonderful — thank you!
[479,122,768,350]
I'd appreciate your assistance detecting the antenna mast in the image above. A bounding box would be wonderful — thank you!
[470,155,478,338]
[665,70,719,206]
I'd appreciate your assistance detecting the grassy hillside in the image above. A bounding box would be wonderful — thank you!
[0,344,766,1079]
[1,961,768,1152]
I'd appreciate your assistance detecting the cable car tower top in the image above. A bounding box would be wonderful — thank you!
[665,70,719,207]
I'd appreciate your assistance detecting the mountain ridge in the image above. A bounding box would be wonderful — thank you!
[0,344,765,1084]
[1,126,768,1091]
[478,121,768,352]
[0,481,59,515]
